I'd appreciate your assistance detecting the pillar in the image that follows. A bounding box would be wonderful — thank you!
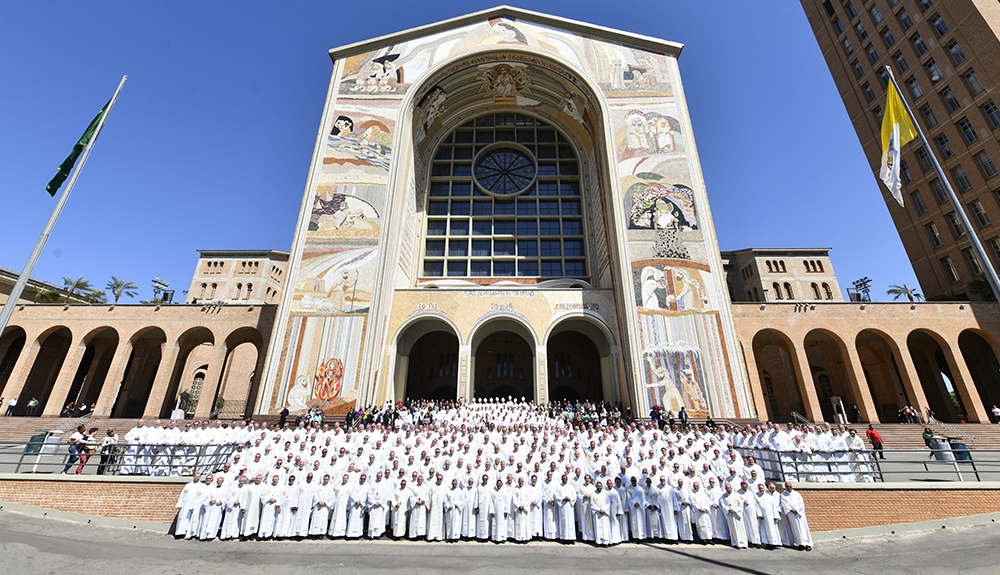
[791,346,824,423]
[843,345,880,423]
[458,344,472,401]
[942,345,990,423]
[745,345,768,420]
[194,344,228,419]
[535,344,547,405]
[143,343,181,418]
[2,340,41,410]
[93,341,134,416]
[41,340,88,416]
[894,347,930,416]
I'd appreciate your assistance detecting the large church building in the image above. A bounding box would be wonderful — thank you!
[258,6,756,419]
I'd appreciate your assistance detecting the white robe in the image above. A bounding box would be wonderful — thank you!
[780,490,813,547]
[445,486,466,540]
[490,486,512,542]
[426,482,447,541]
[328,482,352,537]
[689,488,714,541]
[346,483,369,538]
[555,483,577,540]
[391,486,412,537]
[590,489,613,545]
[755,490,781,545]
[310,483,335,535]
[720,492,748,548]
[366,480,390,537]
[408,483,430,538]
[511,485,532,541]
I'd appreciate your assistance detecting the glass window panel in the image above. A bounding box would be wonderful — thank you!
[539,201,559,215]
[494,221,515,235]
[447,262,467,277]
[450,220,469,235]
[472,240,491,257]
[450,201,470,215]
[472,220,491,235]
[518,240,538,256]
[470,261,491,276]
[540,240,561,256]
[564,240,584,256]
[518,261,538,276]
[539,220,561,235]
[423,261,443,276]
[427,221,447,235]
[429,182,449,196]
[431,163,451,176]
[494,262,515,276]
[561,181,581,196]
[448,240,468,257]
[561,200,581,215]
[453,147,474,160]
[565,261,586,276]
[494,201,515,215]
[538,182,559,196]
[517,220,537,235]
[425,240,445,257]
[563,220,583,235]
[541,261,562,276]
[516,200,536,215]
[495,241,515,256]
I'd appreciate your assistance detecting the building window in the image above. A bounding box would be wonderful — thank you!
[901,160,913,183]
[843,38,854,56]
[784,283,794,300]
[812,283,821,299]
[772,282,782,300]
[199,283,206,298]
[852,60,864,79]
[931,178,948,203]
[209,283,217,298]
[817,261,824,272]
[917,0,932,12]
[893,52,908,72]
[779,261,786,272]
[970,200,991,227]
[964,70,985,96]
[876,68,890,88]
[869,6,883,24]
[833,18,844,34]
[753,287,759,301]
[823,283,834,299]
[947,42,966,65]
[846,3,857,18]
[952,166,973,191]
[880,28,895,48]
[911,190,928,214]
[925,222,942,247]
[855,22,868,40]
[925,60,943,83]
[422,113,586,279]
[935,134,953,158]
[235,283,242,299]
[245,283,253,300]
[865,44,879,64]
[766,261,773,273]
[976,152,998,179]
[940,256,959,283]
[906,77,923,99]
[911,33,928,56]
[946,212,965,238]
[898,9,913,30]
[915,147,933,172]
[957,118,977,144]
[941,87,960,112]
[962,248,983,276]
[921,105,938,127]
[873,106,884,123]
[929,15,948,38]
[989,238,1000,265]
[983,102,1000,130]
[863,83,876,103]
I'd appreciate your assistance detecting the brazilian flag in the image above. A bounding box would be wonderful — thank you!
[45,100,111,196]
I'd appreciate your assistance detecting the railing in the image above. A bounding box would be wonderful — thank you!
[790,411,813,426]
[736,446,1000,483]
[927,410,982,446]
[0,440,239,476]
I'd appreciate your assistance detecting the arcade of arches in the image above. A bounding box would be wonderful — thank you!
[734,302,1000,424]
[0,304,275,419]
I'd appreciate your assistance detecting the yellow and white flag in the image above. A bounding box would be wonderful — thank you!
[880,81,918,206]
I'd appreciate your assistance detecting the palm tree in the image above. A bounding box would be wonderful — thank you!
[106,276,139,304]
[34,288,63,303]
[85,289,108,304]
[967,277,995,300]
[61,275,93,303]
[886,283,922,302]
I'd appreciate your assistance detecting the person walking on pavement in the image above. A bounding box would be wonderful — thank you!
[865,424,885,460]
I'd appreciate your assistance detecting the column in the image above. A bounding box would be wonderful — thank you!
[893,347,930,416]
[791,346,824,422]
[535,344,547,405]
[744,345,769,420]
[843,345,880,423]
[93,342,134,416]
[1,340,41,410]
[457,344,472,402]
[194,344,229,419]
[41,340,89,416]
[943,345,989,423]
[143,343,181,418]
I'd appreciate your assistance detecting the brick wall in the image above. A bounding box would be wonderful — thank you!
[799,486,1000,531]
[0,477,185,525]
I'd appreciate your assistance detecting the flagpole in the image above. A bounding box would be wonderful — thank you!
[884,66,1000,300]
[0,75,127,339]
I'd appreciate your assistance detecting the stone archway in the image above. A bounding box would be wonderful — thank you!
[750,329,804,421]
[112,327,166,418]
[0,326,27,397]
[958,329,1000,421]
[545,315,618,404]
[907,330,964,422]
[17,326,73,416]
[392,317,463,402]
[469,316,537,402]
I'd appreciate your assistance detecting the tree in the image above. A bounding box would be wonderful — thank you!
[139,296,166,305]
[34,289,62,303]
[106,276,139,304]
[86,289,108,304]
[61,275,93,303]
[967,277,995,300]
[886,283,922,303]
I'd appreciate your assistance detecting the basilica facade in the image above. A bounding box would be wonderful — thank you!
[257,7,756,419]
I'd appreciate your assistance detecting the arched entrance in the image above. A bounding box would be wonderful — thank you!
[61,327,119,415]
[750,329,803,421]
[958,329,1000,421]
[18,327,72,416]
[393,317,461,402]
[0,326,27,396]
[804,330,855,423]
[907,330,963,422]
[470,317,536,402]
[545,316,617,404]
[112,327,166,418]
[856,330,908,422]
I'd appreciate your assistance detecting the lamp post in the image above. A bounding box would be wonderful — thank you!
[852,277,872,302]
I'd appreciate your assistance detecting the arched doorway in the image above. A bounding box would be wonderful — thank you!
[0,326,27,396]
[393,318,462,402]
[161,327,215,418]
[547,332,602,402]
[907,330,963,422]
[856,330,908,422]
[958,330,1000,421]
[406,331,460,400]
[61,327,119,415]
[18,327,72,416]
[112,327,166,418]
[475,331,533,400]
[804,330,854,423]
[750,329,803,421]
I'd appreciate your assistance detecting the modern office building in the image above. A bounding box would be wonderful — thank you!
[801,0,1000,300]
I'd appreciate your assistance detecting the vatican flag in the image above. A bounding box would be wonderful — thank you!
[879,81,918,206]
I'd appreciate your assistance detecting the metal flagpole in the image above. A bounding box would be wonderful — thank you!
[0,75,127,338]
[884,66,1000,299]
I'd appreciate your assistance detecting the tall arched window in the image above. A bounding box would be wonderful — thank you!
[823,282,834,299]
[817,261,825,272]
[753,287,760,301]
[245,283,253,300]
[766,261,773,273]
[772,282,782,300]
[422,113,586,279]
[199,283,206,299]
[812,282,821,299]
[784,282,793,299]
[235,283,242,299]
[779,261,786,273]
[209,283,217,298]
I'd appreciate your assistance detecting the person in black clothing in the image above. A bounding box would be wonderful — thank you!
[279,407,289,428]
[679,406,688,429]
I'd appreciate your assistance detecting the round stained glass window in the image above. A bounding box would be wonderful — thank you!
[473,144,536,197]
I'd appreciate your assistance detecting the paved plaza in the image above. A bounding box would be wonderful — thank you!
[1,509,998,574]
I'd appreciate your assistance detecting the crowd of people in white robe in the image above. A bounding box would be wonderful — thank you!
[733,423,875,483]
[172,399,813,550]
[118,418,245,476]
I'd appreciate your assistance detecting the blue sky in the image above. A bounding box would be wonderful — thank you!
[0,1,918,302]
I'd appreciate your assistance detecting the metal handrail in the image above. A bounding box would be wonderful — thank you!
[1,440,240,476]
[927,410,982,445]
[790,411,813,425]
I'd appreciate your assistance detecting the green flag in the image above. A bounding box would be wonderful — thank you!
[45,100,111,197]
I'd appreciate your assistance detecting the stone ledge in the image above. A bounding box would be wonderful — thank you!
[813,511,1000,541]
[792,481,1000,490]
[0,501,171,532]
[0,473,189,484]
